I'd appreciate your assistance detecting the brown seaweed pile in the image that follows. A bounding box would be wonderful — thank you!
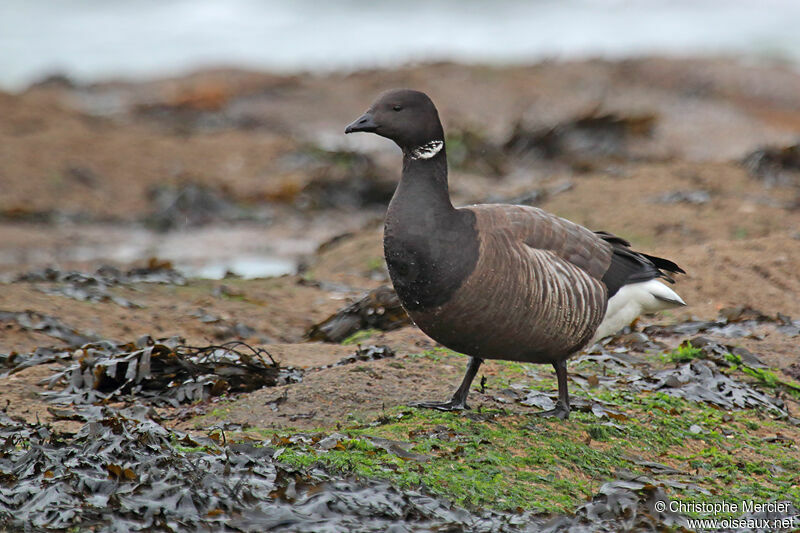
[39,337,301,407]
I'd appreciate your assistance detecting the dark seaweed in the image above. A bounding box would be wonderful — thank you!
[0,310,99,348]
[543,478,687,532]
[446,126,508,176]
[144,183,267,231]
[328,345,396,368]
[504,111,657,169]
[639,361,786,413]
[39,337,301,407]
[0,408,714,532]
[280,148,396,210]
[12,262,186,308]
[550,314,792,416]
[187,308,265,342]
[643,305,791,340]
[651,189,711,205]
[742,143,800,186]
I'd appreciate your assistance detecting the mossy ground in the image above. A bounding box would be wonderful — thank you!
[225,350,800,518]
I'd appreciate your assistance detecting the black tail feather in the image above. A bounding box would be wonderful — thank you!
[640,252,685,275]
[595,231,685,297]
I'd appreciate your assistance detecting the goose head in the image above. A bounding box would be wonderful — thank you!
[345,89,444,153]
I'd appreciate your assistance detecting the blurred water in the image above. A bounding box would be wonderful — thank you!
[179,256,296,280]
[1,0,798,91]
[0,224,307,280]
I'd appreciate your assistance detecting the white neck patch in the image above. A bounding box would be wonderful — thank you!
[409,140,443,160]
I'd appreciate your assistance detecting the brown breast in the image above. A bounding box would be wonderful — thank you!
[407,205,611,363]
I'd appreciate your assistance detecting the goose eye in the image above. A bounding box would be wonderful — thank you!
[392,104,403,112]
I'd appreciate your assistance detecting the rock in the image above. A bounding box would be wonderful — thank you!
[307,286,409,342]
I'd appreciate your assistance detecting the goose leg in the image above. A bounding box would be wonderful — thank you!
[410,356,483,411]
[532,359,570,420]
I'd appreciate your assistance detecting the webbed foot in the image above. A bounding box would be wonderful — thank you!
[531,401,570,420]
[409,399,469,412]
[409,356,483,412]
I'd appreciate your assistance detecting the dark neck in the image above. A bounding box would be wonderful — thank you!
[383,141,480,311]
[394,145,454,214]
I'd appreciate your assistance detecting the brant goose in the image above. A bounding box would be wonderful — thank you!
[345,89,685,419]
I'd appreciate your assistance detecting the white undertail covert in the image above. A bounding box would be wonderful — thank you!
[591,279,686,344]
